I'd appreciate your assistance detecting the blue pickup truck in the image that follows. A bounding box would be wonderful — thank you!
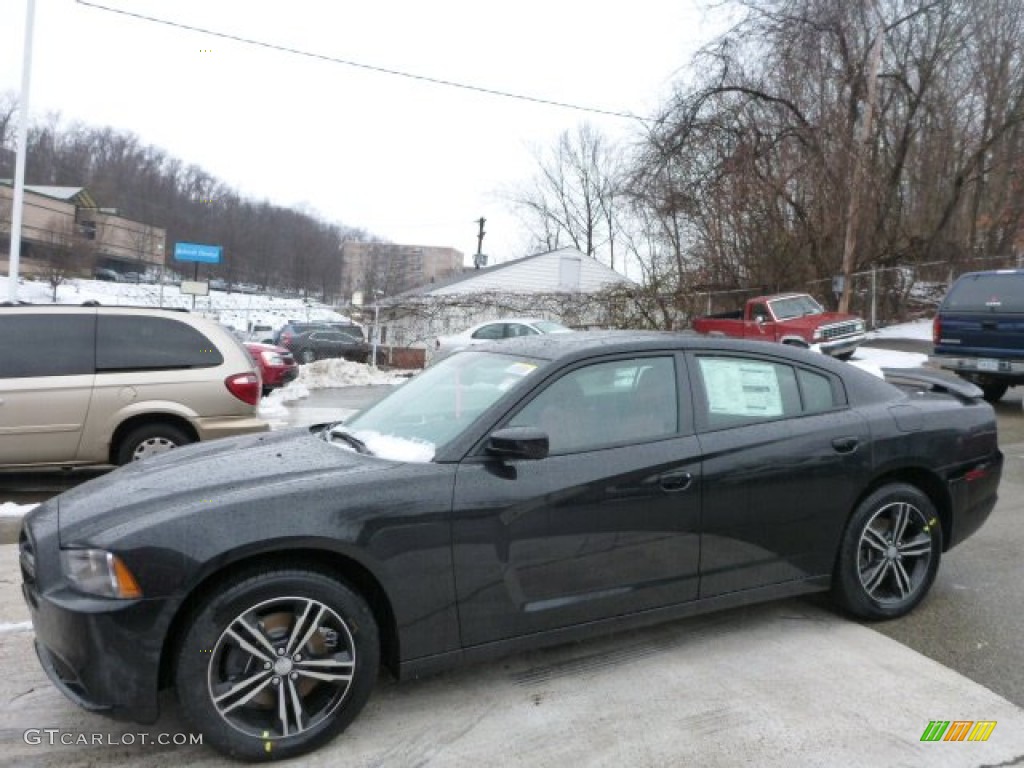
[931,269,1024,402]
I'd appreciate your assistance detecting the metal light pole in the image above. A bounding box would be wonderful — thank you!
[371,290,383,370]
[7,0,36,303]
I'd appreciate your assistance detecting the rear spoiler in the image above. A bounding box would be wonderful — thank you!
[881,368,984,400]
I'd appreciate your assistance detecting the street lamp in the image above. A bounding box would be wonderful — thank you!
[371,290,383,369]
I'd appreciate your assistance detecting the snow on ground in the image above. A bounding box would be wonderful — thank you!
[851,345,928,369]
[0,274,351,332]
[867,317,933,341]
[0,502,38,518]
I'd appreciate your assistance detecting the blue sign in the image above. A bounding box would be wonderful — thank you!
[174,242,223,264]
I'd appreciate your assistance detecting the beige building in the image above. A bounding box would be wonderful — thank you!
[0,182,165,275]
[339,242,464,299]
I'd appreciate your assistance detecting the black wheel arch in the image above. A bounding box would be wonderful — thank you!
[158,545,399,691]
[846,466,953,554]
[109,414,199,465]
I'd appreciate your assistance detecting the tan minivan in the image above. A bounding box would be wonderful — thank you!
[0,305,269,468]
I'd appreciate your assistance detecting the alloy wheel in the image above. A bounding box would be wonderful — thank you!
[856,501,934,605]
[208,596,356,741]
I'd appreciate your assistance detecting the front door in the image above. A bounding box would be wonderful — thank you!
[451,354,702,647]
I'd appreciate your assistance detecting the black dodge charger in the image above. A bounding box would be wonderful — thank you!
[19,332,1002,760]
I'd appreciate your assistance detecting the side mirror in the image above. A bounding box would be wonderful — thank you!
[754,314,767,324]
[486,427,549,460]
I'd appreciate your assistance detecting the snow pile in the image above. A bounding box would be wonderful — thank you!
[298,358,411,389]
[0,502,38,518]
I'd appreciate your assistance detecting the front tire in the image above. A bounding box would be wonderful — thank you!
[116,423,191,465]
[832,483,942,620]
[174,569,379,761]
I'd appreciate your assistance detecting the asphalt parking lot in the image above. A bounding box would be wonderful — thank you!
[2,376,1024,765]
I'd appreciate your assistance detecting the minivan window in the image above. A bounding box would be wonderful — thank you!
[944,273,1024,312]
[0,315,95,378]
[97,316,224,370]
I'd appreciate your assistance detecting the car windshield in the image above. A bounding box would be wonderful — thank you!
[769,295,824,320]
[343,350,543,462]
[533,320,572,333]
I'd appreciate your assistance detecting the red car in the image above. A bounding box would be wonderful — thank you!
[243,342,299,395]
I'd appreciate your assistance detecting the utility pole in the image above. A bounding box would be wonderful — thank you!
[7,0,36,303]
[473,217,486,269]
[839,0,884,314]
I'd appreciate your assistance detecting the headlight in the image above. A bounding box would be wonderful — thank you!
[261,351,285,365]
[60,549,142,599]
[855,321,865,332]
[812,329,823,341]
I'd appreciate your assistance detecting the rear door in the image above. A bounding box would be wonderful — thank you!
[688,351,872,596]
[0,313,96,465]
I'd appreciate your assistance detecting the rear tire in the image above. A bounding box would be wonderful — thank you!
[116,423,191,465]
[174,568,379,761]
[832,483,942,620]
[980,381,1008,403]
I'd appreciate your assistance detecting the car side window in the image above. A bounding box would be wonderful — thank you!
[751,302,771,322]
[97,316,224,370]
[695,356,841,429]
[507,357,678,454]
[696,356,801,430]
[797,368,838,412]
[472,324,505,340]
[0,315,95,378]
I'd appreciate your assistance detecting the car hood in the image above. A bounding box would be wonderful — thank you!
[56,427,398,543]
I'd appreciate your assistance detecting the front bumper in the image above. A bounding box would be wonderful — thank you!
[817,333,866,357]
[20,517,170,724]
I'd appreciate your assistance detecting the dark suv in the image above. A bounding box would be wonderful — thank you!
[931,269,1024,401]
[275,323,370,364]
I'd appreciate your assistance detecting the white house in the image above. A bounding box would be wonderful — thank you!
[377,247,632,352]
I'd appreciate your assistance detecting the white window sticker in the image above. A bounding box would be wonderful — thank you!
[700,359,784,417]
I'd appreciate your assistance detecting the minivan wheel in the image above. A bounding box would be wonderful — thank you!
[174,569,379,762]
[300,349,316,365]
[116,423,191,465]
[832,483,942,620]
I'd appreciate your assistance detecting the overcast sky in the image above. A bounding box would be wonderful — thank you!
[1,0,732,271]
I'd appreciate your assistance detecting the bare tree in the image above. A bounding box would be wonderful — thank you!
[511,124,625,268]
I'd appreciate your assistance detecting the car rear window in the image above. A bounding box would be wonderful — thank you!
[944,273,1024,312]
[97,316,224,370]
[0,314,95,378]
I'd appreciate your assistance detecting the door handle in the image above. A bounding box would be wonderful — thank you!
[832,437,859,454]
[659,470,693,492]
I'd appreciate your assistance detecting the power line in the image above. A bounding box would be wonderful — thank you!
[75,1,648,122]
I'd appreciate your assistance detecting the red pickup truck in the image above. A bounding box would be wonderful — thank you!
[692,293,866,359]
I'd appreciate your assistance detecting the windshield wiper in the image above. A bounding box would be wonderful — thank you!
[323,425,372,455]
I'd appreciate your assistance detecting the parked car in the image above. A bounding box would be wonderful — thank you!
[93,267,120,282]
[275,322,369,364]
[435,317,572,359]
[20,332,1002,760]
[930,269,1024,402]
[692,293,866,359]
[0,305,268,468]
[243,324,276,344]
[244,341,299,395]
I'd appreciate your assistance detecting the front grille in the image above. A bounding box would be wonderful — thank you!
[821,321,860,340]
[18,527,36,584]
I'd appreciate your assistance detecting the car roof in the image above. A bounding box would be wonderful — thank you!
[470,330,890,388]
